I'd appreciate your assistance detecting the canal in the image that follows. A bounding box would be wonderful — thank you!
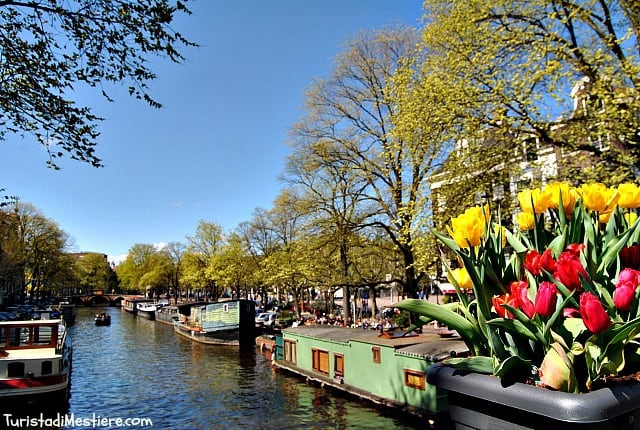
[13,307,423,429]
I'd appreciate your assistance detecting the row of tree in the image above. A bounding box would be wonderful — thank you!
[1,1,637,323]
[0,203,117,305]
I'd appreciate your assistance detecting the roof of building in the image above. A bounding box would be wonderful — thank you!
[283,326,468,361]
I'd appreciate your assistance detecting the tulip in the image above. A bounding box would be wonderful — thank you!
[535,281,558,317]
[525,249,556,276]
[447,267,473,291]
[518,188,552,214]
[516,211,535,231]
[625,212,638,227]
[546,182,579,216]
[554,250,587,291]
[578,183,619,213]
[614,284,636,311]
[614,268,640,311]
[580,292,611,334]
[448,206,489,248]
[616,268,640,288]
[493,293,516,318]
[510,281,535,318]
[618,183,640,209]
[620,245,640,269]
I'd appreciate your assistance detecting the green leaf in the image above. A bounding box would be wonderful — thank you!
[443,356,494,374]
[394,299,486,355]
[494,355,533,380]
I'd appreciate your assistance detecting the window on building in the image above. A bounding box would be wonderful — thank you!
[372,346,381,364]
[283,339,297,364]
[41,361,52,375]
[334,353,344,378]
[404,369,426,390]
[523,138,538,162]
[312,348,330,375]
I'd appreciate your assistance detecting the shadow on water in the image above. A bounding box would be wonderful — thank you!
[4,306,427,429]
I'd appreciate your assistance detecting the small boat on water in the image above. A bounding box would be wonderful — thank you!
[174,300,255,346]
[0,314,73,410]
[94,312,111,326]
[136,302,160,320]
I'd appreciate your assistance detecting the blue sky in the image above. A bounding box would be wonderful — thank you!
[1,0,425,264]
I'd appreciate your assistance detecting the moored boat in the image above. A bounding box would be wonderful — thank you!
[136,302,157,320]
[173,300,255,346]
[155,305,179,325]
[0,317,72,410]
[94,312,111,326]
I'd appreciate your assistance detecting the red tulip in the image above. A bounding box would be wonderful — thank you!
[554,251,587,291]
[535,281,557,317]
[565,243,585,257]
[510,281,535,318]
[493,293,516,318]
[620,245,640,269]
[580,292,610,334]
[616,268,640,289]
[614,284,636,311]
[614,268,640,311]
[525,249,556,276]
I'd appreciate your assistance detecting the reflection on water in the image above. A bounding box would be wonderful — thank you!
[3,307,421,429]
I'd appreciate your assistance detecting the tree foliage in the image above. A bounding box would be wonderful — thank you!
[289,26,440,298]
[421,0,640,183]
[0,0,197,169]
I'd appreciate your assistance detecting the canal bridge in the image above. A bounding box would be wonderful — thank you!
[64,293,127,307]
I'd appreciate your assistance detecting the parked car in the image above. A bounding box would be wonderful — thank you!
[255,312,279,328]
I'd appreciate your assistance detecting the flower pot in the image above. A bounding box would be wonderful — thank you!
[427,363,640,429]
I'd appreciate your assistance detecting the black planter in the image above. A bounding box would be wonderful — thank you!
[427,363,640,429]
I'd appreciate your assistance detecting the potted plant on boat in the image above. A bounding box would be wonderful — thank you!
[396,182,640,429]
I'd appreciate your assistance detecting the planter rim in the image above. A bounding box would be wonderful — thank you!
[427,363,640,423]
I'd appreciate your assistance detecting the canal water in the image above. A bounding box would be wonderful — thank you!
[8,307,423,429]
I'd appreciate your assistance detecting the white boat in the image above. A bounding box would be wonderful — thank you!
[136,302,158,320]
[0,317,73,409]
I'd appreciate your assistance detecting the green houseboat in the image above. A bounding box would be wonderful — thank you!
[273,326,467,419]
[174,300,255,346]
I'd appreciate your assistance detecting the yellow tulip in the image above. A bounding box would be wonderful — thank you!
[516,211,535,231]
[579,183,619,213]
[447,205,489,248]
[624,212,638,227]
[447,267,473,290]
[545,182,579,216]
[518,188,552,214]
[617,183,640,209]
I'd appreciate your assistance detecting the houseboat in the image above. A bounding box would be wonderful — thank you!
[121,297,153,315]
[174,300,255,346]
[136,302,158,320]
[272,326,467,419]
[155,305,179,325]
[0,317,73,411]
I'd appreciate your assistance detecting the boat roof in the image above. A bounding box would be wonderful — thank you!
[282,326,468,360]
[0,319,64,326]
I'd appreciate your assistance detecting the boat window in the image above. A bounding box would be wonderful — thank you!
[7,362,24,378]
[372,347,381,364]
[41,360,53,375]
[33,326,53,346]
[283,340,297,364]
[403,369,426,390]
[0,328,6,347]
[334,353,344,378]
[9,327,30,347]
[312,348,330,375]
